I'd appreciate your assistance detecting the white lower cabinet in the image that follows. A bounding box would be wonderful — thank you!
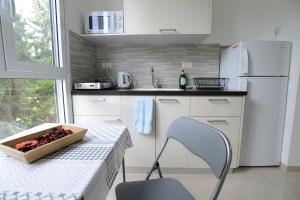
[73,95,122,126]
[191,117,242,142]
[155,96,190,168]
[74,116,122,125]
[73,95,121,116]
[188,116,243,169]
[187,97,245,169]
[121,96,156,168]
[72,95,245,170]
[190,96,244,117]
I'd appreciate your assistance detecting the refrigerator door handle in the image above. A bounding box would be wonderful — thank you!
[239,48,249,74]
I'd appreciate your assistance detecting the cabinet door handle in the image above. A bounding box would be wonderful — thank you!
[159,29,178,34]
[104,119,121,123]
[91,97,106,102]
[158,99,179,103]
[208,120,228,124]
[208,99,229,103]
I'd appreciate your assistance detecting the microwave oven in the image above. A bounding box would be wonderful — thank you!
[85,11,124,34]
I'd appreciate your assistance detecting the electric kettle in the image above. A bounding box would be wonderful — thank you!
[117,72,132,88]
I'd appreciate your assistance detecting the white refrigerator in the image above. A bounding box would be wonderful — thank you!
[220,41,292,166]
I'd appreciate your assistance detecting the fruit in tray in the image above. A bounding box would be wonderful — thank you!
[15,128,74,152]
[15,140,39,151]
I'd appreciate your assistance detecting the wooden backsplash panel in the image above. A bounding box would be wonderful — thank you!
[69,31,96,84]
[69,31,220,88]
[95,44,220,88]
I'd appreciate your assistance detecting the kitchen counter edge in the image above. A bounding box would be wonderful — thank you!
[71,89,248,96]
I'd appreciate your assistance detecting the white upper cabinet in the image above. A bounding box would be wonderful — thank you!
[124,0,211,35]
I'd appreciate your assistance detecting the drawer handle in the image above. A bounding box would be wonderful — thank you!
[104,119,121,123]
[91,98,106,102]
[159,99,179,103]
[208,120,228,124]
[159,29,178,34]
[208,99,229,103]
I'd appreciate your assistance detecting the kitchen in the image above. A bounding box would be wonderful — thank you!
[0,0,300,200]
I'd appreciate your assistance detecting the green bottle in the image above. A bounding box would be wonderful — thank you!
[179,70,187,90]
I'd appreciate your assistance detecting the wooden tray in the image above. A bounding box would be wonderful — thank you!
[0,124,88,163]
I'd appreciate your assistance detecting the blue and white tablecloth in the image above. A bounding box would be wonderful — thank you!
[0,124,132,200]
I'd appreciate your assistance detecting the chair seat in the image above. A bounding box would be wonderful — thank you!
[115,178,195,200]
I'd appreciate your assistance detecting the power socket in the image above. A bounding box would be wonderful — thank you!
[182,62,193,69]
[102,63,112,69]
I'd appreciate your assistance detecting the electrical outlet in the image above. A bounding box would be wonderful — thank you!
[102,63,112,69]
[182,62,193,69]
[274,26,281,37]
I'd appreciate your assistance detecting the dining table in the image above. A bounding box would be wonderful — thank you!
[0,123,132,200]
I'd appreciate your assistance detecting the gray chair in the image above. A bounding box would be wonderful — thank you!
[115,117,232,200]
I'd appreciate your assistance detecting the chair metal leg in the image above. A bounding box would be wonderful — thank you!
[122,158,126,182]
[146,161,163,180]
[145,139,169,180]
[156,162,163,178]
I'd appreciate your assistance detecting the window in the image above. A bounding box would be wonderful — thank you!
[1,0,67,72]
[0,79,58,139]
[0,0,69,140]
[13,0,54,65]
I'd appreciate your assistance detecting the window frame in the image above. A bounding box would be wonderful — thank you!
[0,0,71,124]
[1,0,67,73]
[0,16,5,72]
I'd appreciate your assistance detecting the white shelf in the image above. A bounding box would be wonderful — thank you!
[80,33,209,46]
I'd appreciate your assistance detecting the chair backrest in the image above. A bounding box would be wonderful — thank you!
[164,117,232,200]
[166,117,232,179]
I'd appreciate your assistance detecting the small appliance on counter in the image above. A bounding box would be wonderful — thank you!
[85,11,124,34]
[117,72,133,89]
[74,81,113,90]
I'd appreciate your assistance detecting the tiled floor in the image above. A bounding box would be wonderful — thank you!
[107,167,300,200]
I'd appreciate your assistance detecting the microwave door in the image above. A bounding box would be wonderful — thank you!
[103,13,115,33]
[102,13,108,33]
[98,16,104,31]
[89,15,104,33]
[89,15,108,33]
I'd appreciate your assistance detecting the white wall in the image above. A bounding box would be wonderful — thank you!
[204,0,300,166]
[204,0,280,44]
[276,1,300,167]
[288,77,300,166]
[64,0,123,34]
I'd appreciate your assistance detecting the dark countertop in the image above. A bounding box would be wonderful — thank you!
[71,88,247,96]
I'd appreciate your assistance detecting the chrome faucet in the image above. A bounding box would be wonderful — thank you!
[150,66,161,88]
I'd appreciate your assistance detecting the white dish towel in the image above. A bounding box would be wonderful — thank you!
[134,98,153,134]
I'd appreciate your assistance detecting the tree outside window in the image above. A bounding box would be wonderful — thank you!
[0,0,57,139]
